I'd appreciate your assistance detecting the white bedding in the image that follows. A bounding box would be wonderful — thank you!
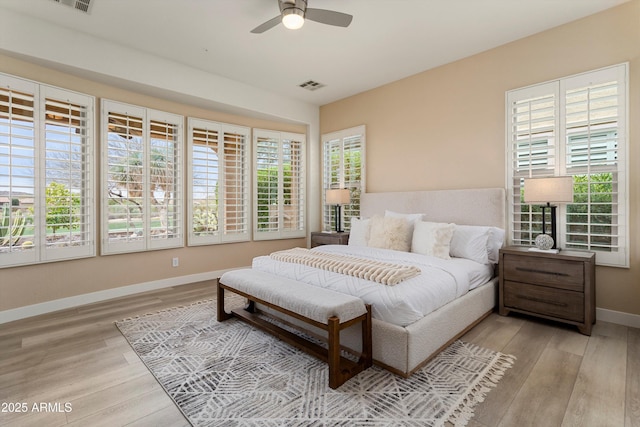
[252,244,494,327]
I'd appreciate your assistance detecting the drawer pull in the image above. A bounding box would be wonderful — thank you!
[517,294,567,307]
[515,267,569,277]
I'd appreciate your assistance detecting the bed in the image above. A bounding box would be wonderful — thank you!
[252,188,506,377]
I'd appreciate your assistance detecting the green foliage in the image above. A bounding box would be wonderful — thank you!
[192,202,218,235]
[256,164,283,230]
[0,205,26,246]
[45,182,81,235]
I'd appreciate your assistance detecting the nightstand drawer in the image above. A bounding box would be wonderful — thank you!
[503,281,584,322]
[502,253,584,292]
[310,232,350,247]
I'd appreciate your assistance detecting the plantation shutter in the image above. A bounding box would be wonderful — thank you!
[282,136,305,233]
[507,82,557,247]
[254,129,306,240]
[103,103,146,253]
[322,136,340,231]
[321,125,365,232]
[506,64,627,267]
[189,122,220,243]
[221,128,250,241]
[188,118,249,245]
[0,78,37,266]
[102,100,183,254]
[42,86,94,261]
[561,66,626,266]
[148,111,182,249]
[255,132,280,234]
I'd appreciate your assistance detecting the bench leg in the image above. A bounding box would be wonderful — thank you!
[217,280,233,322]
[327,307,373,389]
[246,300,257,313]
[327,316,342,389]
[361,304,373,368]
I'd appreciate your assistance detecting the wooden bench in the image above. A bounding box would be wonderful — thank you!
[217,268,372,389]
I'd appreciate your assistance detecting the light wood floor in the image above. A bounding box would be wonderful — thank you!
[0,281,638,427]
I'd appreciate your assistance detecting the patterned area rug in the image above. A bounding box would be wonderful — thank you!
[116,300,515,427]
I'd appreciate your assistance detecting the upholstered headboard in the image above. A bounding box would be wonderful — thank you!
[361,188,506,229]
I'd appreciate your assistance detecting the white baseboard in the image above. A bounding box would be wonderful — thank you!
[0,267,245,325]
[596,307,640,329]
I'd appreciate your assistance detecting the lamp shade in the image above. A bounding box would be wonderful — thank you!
[326,188,351,205]
[524,177,573,204]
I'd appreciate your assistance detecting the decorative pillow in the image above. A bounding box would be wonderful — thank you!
[450,225,505,264]
[385,210,423,239]
[367,215,412,252]
[348,217,371,246]
[411,221,455,259]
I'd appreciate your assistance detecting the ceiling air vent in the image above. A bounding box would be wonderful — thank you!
[299,80,326,91]
[51,0,93,14]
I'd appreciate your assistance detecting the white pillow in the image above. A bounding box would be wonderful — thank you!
[368,215,412,252]
[487,227,506,263]
[348,217,371,246]
[411,221,455,259]
[450,225,505,264]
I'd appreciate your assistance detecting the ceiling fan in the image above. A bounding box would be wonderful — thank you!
[251,0,353,33]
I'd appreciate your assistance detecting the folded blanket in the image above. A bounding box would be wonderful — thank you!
[270,247,421,286]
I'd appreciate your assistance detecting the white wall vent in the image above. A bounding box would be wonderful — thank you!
[299,80,326,91]
[50,0,93,14]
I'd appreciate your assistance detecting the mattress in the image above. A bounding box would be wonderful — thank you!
[252,244,494,327]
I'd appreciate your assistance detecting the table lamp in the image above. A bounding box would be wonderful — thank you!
[523,176,573,251]
[325,188,351,232]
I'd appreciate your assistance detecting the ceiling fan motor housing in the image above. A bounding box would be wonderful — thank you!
[280,0,307,17]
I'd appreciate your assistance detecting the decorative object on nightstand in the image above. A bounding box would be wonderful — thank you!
[524,176,573,252]
[326,188,351,232]
[498,246,595,335]
[310,231,350,248]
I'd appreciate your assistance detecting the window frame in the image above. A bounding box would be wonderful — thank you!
[187,118,250,246]
[0,73,96,268]
[321,125,366,232]
[506,63,628,267]
[101,99,184,255]
[253,129,306,240]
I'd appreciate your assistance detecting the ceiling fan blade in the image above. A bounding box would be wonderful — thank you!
[305,8,353,27]
[250,15,282,33]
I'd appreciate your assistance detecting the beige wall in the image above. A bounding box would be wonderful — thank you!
[320,1,640,316]
[0,54,306,313]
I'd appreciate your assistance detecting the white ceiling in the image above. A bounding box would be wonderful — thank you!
[0,0,629,106]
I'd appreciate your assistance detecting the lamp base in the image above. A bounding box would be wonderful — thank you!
[334,205,344,233]
[531,233,561,253]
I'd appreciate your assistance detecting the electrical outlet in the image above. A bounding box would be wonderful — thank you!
[172,257,179,267]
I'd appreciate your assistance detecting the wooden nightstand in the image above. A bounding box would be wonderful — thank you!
[498,246,596,335]
[310,232,350,248]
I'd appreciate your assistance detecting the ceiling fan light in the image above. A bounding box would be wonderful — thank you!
[282,9,304,30]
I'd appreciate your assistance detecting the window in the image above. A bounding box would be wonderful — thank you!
[253,129,305,240]
[101,100,183,254]
[0,73,95,268]
[507,64,628,267]
[187,118,250,245]
[322,125,365,231]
